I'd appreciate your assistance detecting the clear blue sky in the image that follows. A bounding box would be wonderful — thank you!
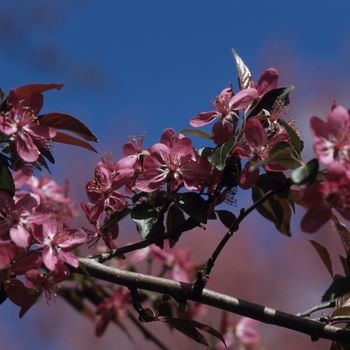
[1,1,350,349]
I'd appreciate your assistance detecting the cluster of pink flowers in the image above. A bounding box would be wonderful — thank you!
[0,170,86,316]
[300,103,350,232]
[216,313,262,350]
[5,49,349,347]
[0,89,56,175]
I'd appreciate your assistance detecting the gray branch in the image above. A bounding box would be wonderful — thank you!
[74,257,350,345]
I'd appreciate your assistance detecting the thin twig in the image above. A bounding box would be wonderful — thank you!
[192,177,293,296]
[296,301,336,317]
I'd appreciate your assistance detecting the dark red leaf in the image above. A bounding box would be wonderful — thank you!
[52,131,98,153]
[16,83,64,100]
[39,113,98,142]
[158,317,226,347]
[308,239,333,277]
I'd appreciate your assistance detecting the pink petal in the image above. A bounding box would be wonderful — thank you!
[256,68,278,97]
[16,132,39,162]
[212,119,234,145]
[190,111,218,127]
[136,168,167,192]
[10,225,32,248]
[244,119,267,148]
[228,88,258,111]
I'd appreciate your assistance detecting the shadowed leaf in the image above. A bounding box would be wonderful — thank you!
[248,86,294,118]
[0,158,15,197]
[308,239,333,277]
[166,204,186,246]
[174,192,207,224]
[52,132,98,153]
[322,277,350,302]
[39,112,98,142]
[158,317,226,347]
[16,83,64,100]
[131,202,158,239]
[331,219,350,254]
[216,210,236,229]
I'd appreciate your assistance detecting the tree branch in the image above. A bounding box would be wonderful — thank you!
[73,258,350,344]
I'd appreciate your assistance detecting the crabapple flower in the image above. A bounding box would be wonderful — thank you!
[0,244,41,308]
[136,135,210,192]
[95,287,131,337]
[252,68,278,98]
[310,103,350,166]
[20,264,69,317]
[0,89,56,162]
[32,218,86,270]
[216,313,261,350]
[130,241,197,283]
[190,88,258,145]
[300,162,350,233]
[232,119,290,189]
[0,191,48,247]
[84,160,134,224]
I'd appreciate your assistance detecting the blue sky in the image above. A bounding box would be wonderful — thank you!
[1,1,350,349]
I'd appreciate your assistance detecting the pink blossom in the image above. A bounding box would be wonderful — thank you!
[130,241,196,283]
[0,191,49,247]
[300,162,350,233]
[32,218,86,270]
[232,119,290,189]
[310,103,350,166]
[0,244,42,308]
[252,68,279,98]
[85,161,133,224]
[0,89,56,162]
[136,135,210,192]
[216,313,261,350]
[95,287,131,337]
[20,264,69,317]
[190,88,258,145]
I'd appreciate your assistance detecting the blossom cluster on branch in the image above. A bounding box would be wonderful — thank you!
[1,51,350,349]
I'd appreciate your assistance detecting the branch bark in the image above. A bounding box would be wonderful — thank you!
[73,257,350,344]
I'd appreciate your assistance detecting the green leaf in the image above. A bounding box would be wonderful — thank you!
[179,128,212,139]
[131,202,158,239]
[0,157,15,197]
[279,118,303,154]
[166,204,186,246]
[267,141,301,170]
[216,210,236,229]
[174,192,207,224]
[322,277,350,302]
[159,317,226,347]
[207,137,235,171]
[291,158,319,186]
[308,239,333,277]
[248,85,294,118]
